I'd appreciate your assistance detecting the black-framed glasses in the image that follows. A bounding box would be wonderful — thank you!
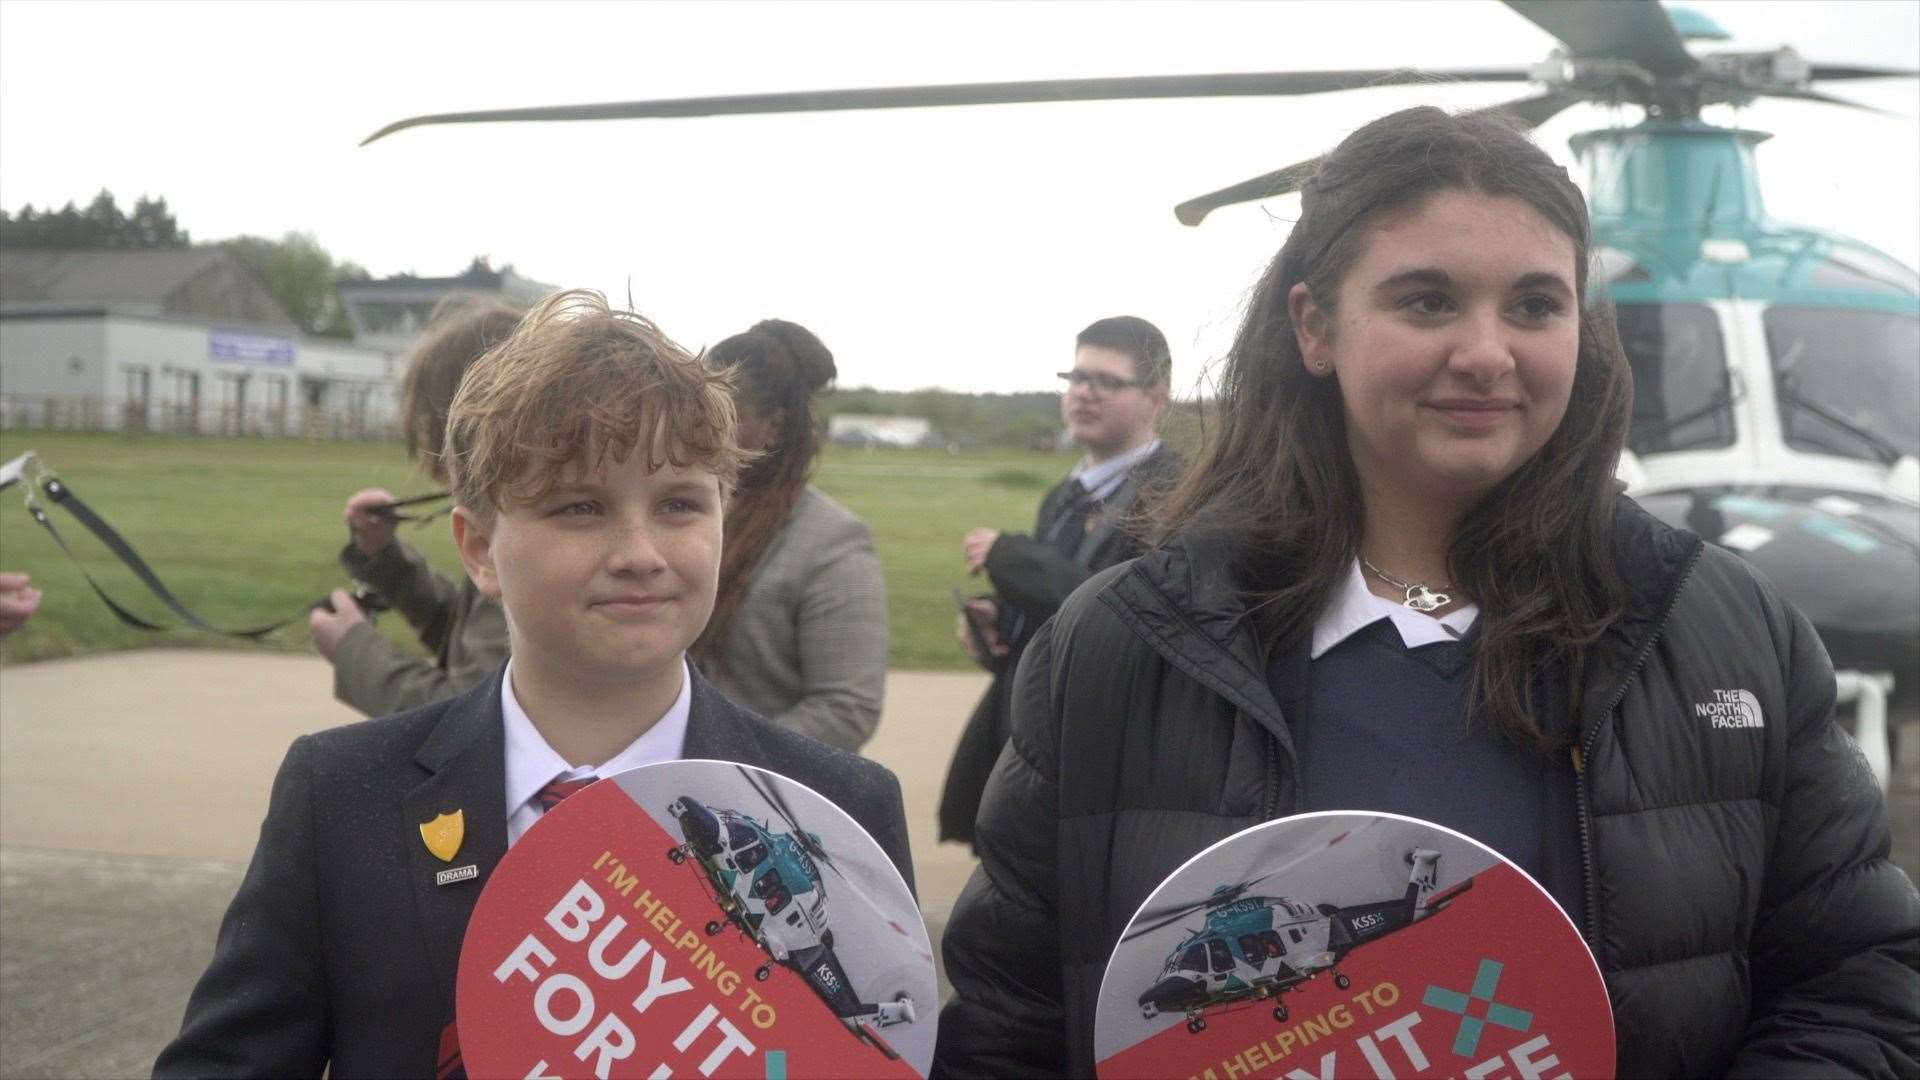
[1057,370,1144,394]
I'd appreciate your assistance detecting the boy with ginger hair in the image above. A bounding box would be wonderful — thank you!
[156,291,913,1078]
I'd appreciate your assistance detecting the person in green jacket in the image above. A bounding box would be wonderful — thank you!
[308,297,519,716]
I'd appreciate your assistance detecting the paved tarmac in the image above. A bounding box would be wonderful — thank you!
[1,651,1914,1077]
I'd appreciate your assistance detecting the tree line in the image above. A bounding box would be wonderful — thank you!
[1,189,369,339]
[2,189,1190,448]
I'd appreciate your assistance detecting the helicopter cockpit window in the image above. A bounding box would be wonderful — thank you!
[1807,251,1920,296]
[734,839,770,872]
[1766,306,1920,464]
[1616,303,1735,455]
[1178,944,1207,973]
[1207,939,1234,973]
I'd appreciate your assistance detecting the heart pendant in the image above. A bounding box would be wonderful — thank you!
[1404,585,1449,612]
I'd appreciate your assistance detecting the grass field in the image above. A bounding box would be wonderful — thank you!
[0,431,1070,670]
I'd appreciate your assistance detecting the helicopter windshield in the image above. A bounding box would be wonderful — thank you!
[728,824,770,872]
[1177,944,1207,974]
[1617,303,1736,455]
[1766,307,1920,464]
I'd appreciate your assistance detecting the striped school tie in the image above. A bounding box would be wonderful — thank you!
[438,776,598,1078]
[536,777,596,813]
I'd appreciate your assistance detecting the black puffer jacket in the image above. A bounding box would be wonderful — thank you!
[935,498,1919,1078]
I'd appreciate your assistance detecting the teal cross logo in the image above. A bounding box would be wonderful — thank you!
[1422,959,1534,1057]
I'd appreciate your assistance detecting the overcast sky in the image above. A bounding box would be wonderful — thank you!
[2,0,1915,393]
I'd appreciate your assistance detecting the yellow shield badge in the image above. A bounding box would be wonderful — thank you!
[419,810,464,863]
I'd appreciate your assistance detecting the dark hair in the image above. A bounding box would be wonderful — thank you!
[1155,105,1632,749]
[693,318,837,667]
[401,295,525,483]
[1077,315,1172,390]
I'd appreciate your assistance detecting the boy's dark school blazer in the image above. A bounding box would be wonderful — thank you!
[154,667,914,1078]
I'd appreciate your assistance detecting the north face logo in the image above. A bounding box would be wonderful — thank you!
[1697,689,1764,729]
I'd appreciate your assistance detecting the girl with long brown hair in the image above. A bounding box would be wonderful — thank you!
[692,319,887,751]
[935,106,1915,1076]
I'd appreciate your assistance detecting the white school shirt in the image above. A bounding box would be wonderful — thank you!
[1310,559,1480,660]
[501,657,692,846]
[1070,438,1162,503]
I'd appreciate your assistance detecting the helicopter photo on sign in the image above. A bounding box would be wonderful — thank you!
[454,760,936,1079]
[1094,813,1615,1080]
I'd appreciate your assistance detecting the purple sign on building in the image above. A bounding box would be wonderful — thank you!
[209,330,295,367]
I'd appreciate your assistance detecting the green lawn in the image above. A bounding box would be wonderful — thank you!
[0,431,1069,670]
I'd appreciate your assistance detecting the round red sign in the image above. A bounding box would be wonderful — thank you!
[458,760,936,1078]
[1095,812,1614,1079]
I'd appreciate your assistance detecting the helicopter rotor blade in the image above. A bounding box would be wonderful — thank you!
[1173,157,1320,227]
[1503,0,1696,79]
[1122,898,1221,942]
[361,68,1533,145]
[736,766,810,849]
[1121,825,1362,941]
[736,765,842,873]
[1754,87,1899,116]
[1123,869,1280,941]
[1173,88,1581,226]
[1127,880,1256,935]
[1475,88,1584,129]
[1806,63,1920,82]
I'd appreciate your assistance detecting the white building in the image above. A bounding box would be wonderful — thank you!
[828,414,934,448]
[0,247,399,437]
[336,259,554,355]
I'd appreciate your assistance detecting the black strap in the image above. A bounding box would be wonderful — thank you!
[32,476,301,639]
[370,489,453,524]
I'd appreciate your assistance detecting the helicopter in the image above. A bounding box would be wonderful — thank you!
[664,768,916,1061]
[1127,848,1470,1035]
[365,1,1919,779]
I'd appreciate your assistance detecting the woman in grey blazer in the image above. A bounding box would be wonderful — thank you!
[695,320,888,751]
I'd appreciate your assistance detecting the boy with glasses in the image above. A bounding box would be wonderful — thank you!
[938,316,1178,846]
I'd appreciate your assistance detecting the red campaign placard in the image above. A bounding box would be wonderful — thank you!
[1095,812,1613,1080]
[458,761,934,1079]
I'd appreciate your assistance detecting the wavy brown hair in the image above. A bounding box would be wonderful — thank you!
[445,290,745,523]
[1156,105,1633,748]
[692,319,837,668]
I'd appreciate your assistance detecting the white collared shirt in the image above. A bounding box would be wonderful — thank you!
[501,657,692,846]
[1072,438,1162,503]
[1310,559,1479,660]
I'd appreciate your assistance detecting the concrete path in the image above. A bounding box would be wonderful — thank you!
[1,650,1914,1077]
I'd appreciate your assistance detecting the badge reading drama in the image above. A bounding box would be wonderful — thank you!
[1094,812,1614,1079]
[456,760,936,1079]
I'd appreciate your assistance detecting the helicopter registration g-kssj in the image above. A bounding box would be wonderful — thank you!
[1130,848,1469,1035]
[366,2,1918,778]
[664,769,915,1061]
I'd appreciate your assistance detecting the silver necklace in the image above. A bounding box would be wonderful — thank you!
[1361,557,1454,613]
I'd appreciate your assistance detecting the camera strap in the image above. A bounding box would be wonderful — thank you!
[6,451,445,640]
[26,473,295,639]
[373,489,454,524]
